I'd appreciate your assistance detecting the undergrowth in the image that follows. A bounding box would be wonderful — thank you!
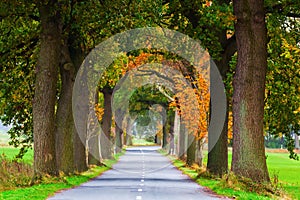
[0,154,33,191]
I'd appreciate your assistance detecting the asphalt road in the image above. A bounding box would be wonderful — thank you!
[48,146,224,200]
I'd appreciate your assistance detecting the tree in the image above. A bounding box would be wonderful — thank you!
[0,0,38,159]
[264,0,300,160]
[167,0,235,176]
[33,0,62,176]
[231,0,270,182]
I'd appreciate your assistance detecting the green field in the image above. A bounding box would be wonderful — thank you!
[0,147,33,164]
[198,150,300,199]
[266,152,300,199]
[132,137,157,146]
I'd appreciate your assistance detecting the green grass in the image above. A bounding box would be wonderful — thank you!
[132,138,157,146]
[266,152,300,200]
[0,147,33,164]
[172,159,274,200]
[201,149,300,199]
[165,149,300,200]
[0,148,123,200]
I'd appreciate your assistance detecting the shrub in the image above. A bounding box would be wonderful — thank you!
[0,153,33,191]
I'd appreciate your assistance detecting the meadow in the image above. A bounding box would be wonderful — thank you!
[198,150,300,199]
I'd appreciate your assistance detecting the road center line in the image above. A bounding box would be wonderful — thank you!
[136,196,142,200]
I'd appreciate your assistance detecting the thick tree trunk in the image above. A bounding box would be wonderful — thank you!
[71,48,88,172]
[162,124,168,149]
[33,2,61,176]
[180,0,236,177]
[88,90,101,165]
[186,133,196,166]
[207,103,228,176]
[115,121,123,153]
[100,87,113,159]
[168,116,175,155]
[195,139,204,167]
[232,0,270,182]
[178,117,185,160]
[55,43,75,174]
[125,116,135,146]
[173,111,180,155]
[88,134,101,165]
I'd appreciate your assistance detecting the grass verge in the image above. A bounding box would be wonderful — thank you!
[0,150,124,200]
[159,150,292,200]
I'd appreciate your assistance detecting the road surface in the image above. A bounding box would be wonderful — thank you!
[48,146,225,200]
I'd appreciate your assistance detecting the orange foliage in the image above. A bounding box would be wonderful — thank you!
[122,52,163,75]
[173,71,210,140]
[120,52,210,141]
[95,103,104,121]
[228,111,233,142]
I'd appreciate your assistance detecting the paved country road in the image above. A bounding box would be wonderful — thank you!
[48,146,227,200]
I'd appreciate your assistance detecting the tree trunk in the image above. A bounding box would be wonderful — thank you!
[88,134,101,165]
[33,2,61,176]
[168,116,175,155]
[125,117,134,146]
[71,48,88,172]
[207,103,228,176]
[115,121,123,153]
[180,0,236,178]
[173,111,180,155]
[88,89,101,165]
[195,139,204,167]
[232,0,270,182]
[162,124,168,149]
[178,116,185,160]
[186,133,196,166]
[100,87,113,159]
[55,42,76,174]
[74,129,87,172]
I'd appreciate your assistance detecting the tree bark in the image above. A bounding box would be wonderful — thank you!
[168,114,175,155]
[55,43,75,174]
[232,0,270,182]
[207,103,228,176]
[162,124,168,149]
[115,121,123,153]
[88,134,101,165]
[33,1,61,176]
[195,139,204,167]
[178,116,185,160]
[173,111,180,155]
[125,117,133,146]
[100,87,113,159]
[71,48,88,172]
[187,133,196,166]
[88,90,101,165]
